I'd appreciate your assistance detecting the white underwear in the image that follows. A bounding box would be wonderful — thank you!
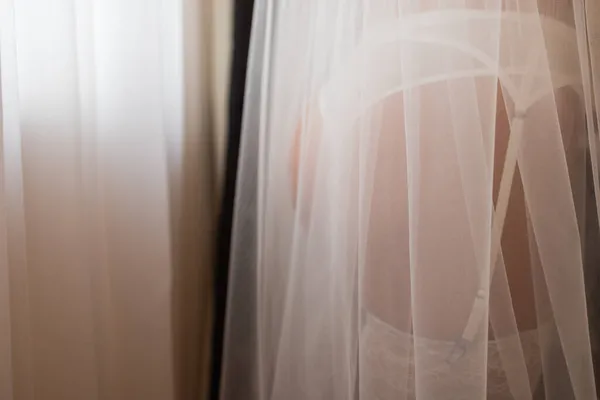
[360,314,543,400]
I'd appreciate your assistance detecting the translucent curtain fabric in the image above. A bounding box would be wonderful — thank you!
[221,0,600,399]
[0,1,216,399]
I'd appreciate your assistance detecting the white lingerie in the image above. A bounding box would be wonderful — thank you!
[361,313,544,400]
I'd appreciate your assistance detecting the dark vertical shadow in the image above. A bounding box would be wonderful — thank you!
[585,149,600,391]
[210,1,255,399]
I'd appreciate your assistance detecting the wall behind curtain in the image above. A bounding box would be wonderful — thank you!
[0,0,228,399]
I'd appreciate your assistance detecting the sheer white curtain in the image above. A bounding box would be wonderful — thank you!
[222,0,600,399]
[0,1,217,399]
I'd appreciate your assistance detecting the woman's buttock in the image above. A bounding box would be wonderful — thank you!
[361,81,576,339]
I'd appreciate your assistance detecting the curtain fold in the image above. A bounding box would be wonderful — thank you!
[0,1,218,399]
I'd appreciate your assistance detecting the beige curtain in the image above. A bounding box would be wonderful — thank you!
[176,0,231,398]
[0,0,229,399]
[209,0,233,192]
[589,0,600,113]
